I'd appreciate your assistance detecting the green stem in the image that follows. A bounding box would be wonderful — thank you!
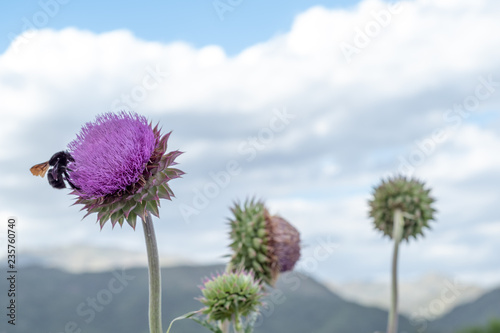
[166,311,199,333]
[220,321,229,333]
[387,209,404,333]
[233,313,243,333]
[142,212,163,333]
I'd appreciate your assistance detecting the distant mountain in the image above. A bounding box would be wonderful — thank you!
[256,270,417,333]
[428,287,500,333]
[9,245,490,324]
[327,274,485,319]
[10,245,195,272]
[0,265,418,333]
[2,265,497,333]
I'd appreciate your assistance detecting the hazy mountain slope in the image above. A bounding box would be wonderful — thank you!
[428,287,500,333]
[0,265,421,333]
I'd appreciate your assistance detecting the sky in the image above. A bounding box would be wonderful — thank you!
[0,0,499,291]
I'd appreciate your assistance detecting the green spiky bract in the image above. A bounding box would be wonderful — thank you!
[72,124,184,229]
[198,270,263,324]
[228,199,300,286]
[369,175,436,241]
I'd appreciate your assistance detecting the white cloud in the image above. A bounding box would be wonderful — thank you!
[1,0,500,288]
[419,125,500,182]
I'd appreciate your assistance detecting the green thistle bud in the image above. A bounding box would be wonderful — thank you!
[228,199,301,286]
[368,175,436,241]
[198,270,263,323]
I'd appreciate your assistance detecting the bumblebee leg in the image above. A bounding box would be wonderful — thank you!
[63,170,80,190]
[47,168,66,189]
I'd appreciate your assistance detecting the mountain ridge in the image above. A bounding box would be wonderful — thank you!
[0,264,498,333]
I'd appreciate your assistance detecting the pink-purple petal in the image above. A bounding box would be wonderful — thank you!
[67,111,156,199]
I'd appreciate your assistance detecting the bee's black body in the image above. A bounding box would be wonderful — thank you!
[47,151,79,190]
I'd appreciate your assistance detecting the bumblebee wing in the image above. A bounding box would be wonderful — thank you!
[30,162,49,177]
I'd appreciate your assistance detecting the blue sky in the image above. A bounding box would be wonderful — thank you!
[1,0,500,306]
[2,0,361,55]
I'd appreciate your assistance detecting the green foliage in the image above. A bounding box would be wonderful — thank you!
[457,320,500,333]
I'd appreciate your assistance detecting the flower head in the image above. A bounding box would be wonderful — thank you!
[68,111,184,229]
[368,175,436,241]
[68,112,156,198]
[228,199,301,286]
[198,270,263,323]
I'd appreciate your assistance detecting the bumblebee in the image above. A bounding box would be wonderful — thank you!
[30,151,80,190]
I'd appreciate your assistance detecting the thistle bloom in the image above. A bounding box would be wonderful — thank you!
[67,111,184,229]
[35,111,183,333]
[198,270,263,324]
[228,199,301,286]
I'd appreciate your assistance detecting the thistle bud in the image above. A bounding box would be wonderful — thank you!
[368,175,436,241]
[228,199,301,285]
[198,270,263,323]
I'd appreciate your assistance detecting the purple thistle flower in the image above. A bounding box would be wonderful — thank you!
[67,111,184,229]
[68,112,156,198]
[30,111,184,333]
[268,215,301,273]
